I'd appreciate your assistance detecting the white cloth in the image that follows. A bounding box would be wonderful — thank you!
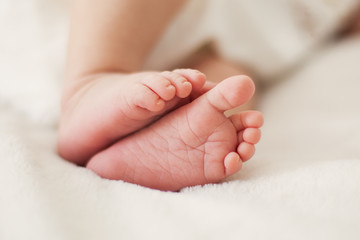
[145,0,359,79]
[1,1,360,239]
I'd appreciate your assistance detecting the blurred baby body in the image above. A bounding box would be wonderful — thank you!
[144,0,360,80]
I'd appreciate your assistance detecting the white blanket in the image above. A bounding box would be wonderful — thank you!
[1,1,360,239]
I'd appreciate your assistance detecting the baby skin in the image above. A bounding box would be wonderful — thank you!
[59,0,263,191]
[58,69,263,191]
[85,75,263,191]
[58,69,207,165]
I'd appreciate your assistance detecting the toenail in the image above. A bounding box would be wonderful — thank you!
[167,84,175,90]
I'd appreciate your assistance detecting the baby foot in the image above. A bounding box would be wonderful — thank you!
[86,75,263,191]
[58,69,206,165]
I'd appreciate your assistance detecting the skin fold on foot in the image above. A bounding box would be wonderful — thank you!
[86,75,264,191]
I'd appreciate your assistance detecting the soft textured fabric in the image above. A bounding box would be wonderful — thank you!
[145,0,359,79]
[1,1,360,239]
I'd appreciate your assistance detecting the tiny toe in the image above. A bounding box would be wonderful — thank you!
[237,142,255,162]
[224,152,242,177]
[141,75,176,101]
[205,75,255,112]
[240,128,261,144]
[160,71,192,98]
[173,69,206,90]
[230,111,264,131]
[134,84,166,112]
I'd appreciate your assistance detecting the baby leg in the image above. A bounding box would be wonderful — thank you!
[59,0,191,165]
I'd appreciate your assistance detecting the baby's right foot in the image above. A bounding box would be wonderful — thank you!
[86,75,263,191]
[58,69,206,165]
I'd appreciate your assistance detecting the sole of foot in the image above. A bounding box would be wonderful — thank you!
[87,75,263,191]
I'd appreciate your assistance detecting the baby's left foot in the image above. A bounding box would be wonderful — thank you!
[86,75,263,191]
[58,69,206,165]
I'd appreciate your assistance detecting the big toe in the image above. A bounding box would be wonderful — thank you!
[206,75,255,112]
